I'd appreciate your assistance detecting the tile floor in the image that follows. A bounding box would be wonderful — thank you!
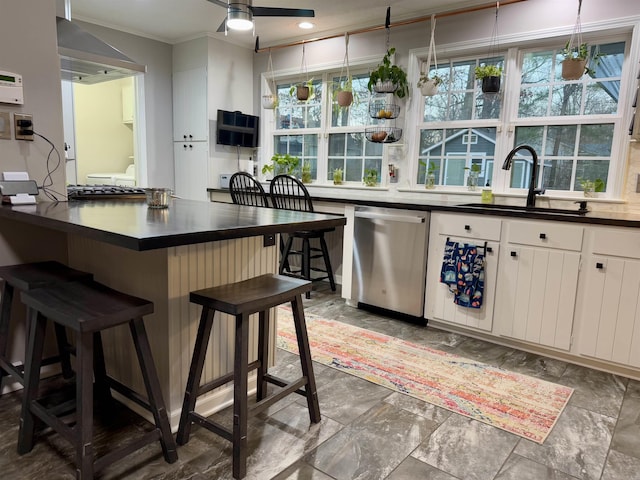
[0,285,639,480]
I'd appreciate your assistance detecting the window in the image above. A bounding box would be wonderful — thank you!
[414,37,628,196]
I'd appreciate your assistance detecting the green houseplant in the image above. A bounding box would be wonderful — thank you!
[333,76,354,108]
[301,161,312,184]
[333,168,344,185]
[419,160,437,189]
[474,65,502,93]
[417,73,443,97]
[465,164,482,191]
[363,168,378,187]
[289,79,315,102]
[561,41,595,80]
[579,177,605,197]
[261,153,300,177]
[367,48,409,98]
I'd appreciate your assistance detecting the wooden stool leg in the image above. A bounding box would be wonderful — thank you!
[302,239,311,299]
[319,236,336,292]
[176,307,216,445]
[76,331,95,479]
[129,318,178,464]
[92,332,112,401]
[17,309,47,454]
[54,324,74,379]
[232,312,250,480]
[279,236,294,275]
[256,309,270,401]
[0,283,15,380]
[291,295,320,423]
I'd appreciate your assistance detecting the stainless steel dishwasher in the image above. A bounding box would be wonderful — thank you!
[352,206,429,319]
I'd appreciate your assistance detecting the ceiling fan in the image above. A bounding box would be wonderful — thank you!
[206,0,315,33]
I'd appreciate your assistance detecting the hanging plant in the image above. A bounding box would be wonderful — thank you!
[474,3,503,94]
[367,48,409,98]
[290,42,315,102]
[333,33,354,108]
[417,15,443,97]
[262,50,278,109]
[560,2,602,81]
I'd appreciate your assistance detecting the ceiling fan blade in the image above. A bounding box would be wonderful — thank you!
[206,0,229,8]
[249,6,314,18]
[216,18,227,32]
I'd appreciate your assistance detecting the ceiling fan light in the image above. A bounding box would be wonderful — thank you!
[227,10,254,31]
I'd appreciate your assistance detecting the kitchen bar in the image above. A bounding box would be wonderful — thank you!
[0,199,346,428]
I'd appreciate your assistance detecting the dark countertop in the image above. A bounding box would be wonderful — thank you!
[209,187,640,228]
[0,199,347,251]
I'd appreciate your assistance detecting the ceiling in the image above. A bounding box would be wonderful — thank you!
[68,0,496,49]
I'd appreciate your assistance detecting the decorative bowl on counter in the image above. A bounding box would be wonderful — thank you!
[145,188,172,208]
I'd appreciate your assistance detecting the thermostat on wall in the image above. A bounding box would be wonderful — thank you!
[0,70,24,105]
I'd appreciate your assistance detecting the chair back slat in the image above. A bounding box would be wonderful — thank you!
[269,175,314,213]
[229,172,269,207]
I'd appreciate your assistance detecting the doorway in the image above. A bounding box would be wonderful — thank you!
[62,76,141,186]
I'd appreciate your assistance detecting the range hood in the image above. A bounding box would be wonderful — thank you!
[56,17,146,84]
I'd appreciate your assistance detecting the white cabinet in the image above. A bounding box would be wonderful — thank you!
[172,67,208,142]
[174,142,209,201]
[495,220,583,351]
[577,228,640,367]
[425,213,501,332]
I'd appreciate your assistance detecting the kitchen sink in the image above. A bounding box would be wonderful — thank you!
[460,203,588,215]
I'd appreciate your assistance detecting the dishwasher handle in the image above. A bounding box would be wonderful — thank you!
[354,210,426,224]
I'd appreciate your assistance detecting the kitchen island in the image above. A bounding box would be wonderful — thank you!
[0,199,346,428]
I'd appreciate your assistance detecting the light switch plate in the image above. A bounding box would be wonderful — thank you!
[0,111,10,139]
[14,113,33,141]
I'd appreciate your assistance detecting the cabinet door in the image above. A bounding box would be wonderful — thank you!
[174,142,209,201]
[495,246,579,350]
[173,67,208,142]
[425,234,499,332]
[578,256,640,367]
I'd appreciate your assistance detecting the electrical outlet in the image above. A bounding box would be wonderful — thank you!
[14,113,33,141]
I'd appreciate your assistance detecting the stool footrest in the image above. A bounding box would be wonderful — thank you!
[93,429,162,473]
[264,374,312,398]
[198,359,261,397]
[107,375,151,412]
[250,376,308,416]
[189,412,232,442]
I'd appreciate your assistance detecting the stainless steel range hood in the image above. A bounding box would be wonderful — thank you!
[56,17,146,84]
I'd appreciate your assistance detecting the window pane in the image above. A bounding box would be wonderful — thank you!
[331,73,370,127]
[543,159,573,190]
[584,81,619,115]
[273,134,317,179]
[327,158,344,181]
[514,126,544,152]
[329,132,382,183]
[345,158,362,182]
[545,125,577,156]
[578,124,614,156]
[443,157,466,185]
[275,80,322,129]
[550,84,582,116]
[519,86,550,117]
[575,160,609,190]
[522,51,553,84]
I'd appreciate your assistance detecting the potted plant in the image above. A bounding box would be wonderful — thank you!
[333,76,354,108]
[579,177,605,197]
[465,164,482,191]
[261,153,300,177]
[417,73,443,97]
[290,79,314,102]
[475,65,502,93]
[419,160,437,189]
[363,168,378,187]
[367,48,409,98]
[333,168,343,185]
[301,161,312,184]
[561,41,593,80]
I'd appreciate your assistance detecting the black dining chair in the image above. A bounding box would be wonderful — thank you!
[269,174,336,298]
[229,172,269,207]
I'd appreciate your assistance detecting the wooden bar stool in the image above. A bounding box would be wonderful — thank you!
[176,274,320,480]
[17,280,178,479]
[0,261,93,387]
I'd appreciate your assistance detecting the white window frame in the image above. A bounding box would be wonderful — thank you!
[406,18,640,200]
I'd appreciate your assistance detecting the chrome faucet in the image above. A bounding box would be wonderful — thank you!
[502,144,545,208]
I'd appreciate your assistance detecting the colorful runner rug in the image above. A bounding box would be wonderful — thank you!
[276,307,573,444]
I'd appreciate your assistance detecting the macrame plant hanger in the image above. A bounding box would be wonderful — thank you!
[478,2,502,94]
[562,0,588,80]
[419,15,439,96]
[262,49,278,109]
[336,33,353,107]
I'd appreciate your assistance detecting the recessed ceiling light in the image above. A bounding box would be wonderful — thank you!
[298,21,315,30]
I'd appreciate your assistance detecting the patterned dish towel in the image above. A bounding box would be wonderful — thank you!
[440,240,485,308]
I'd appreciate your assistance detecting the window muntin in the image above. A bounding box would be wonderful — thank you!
[273,134,318,180]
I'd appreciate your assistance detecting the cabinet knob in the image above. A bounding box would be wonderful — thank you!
[539,233,547,239]
[183,134,187,139]
[510,251,517,257]
[189,134,193,139]
[183,144,188,149]
[596,262,604,269]
[464,224,470,230]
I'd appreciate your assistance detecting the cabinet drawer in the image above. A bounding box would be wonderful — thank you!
[507,220,583,251]
[434,213,502,241]
[592,228,640,259]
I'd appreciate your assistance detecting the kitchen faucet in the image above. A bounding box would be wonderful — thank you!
[502,144,545,208]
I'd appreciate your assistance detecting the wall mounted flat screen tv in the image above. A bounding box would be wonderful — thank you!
[216,109,259,148]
